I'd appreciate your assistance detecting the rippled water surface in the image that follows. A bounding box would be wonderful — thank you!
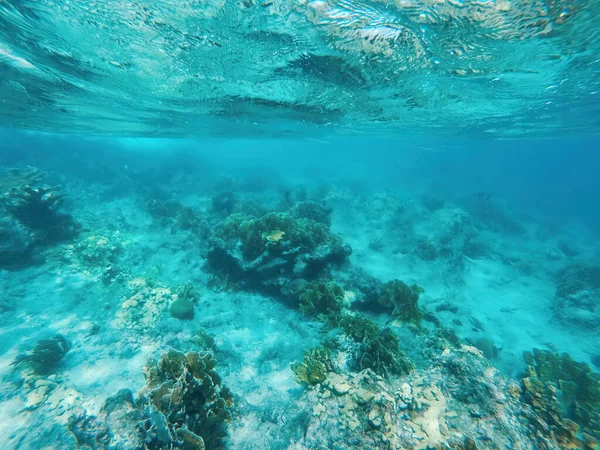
[1,0,599,137]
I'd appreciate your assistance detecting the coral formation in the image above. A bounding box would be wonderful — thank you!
[0,166,78,268]
[145,198,182,219]
[207,210,351,298]
[289,201,331,225]
[289,347,552,449]
[298,279,345,317]
[0,215,35,269]
[356,328,414,377]
[11,335,71,374]
[2,172,78,241]
[377,280,424,323]
[414,238,437,260]
[140,350,234,449]
[67,350,234,450]
[339,314,414,377]
[211,191,238,216]
[170,298,195,320]
[114,278,176,333]
[521,348,600,447]
[554,263,600,330]
[291,345,334,386]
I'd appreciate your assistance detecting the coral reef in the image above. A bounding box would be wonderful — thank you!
[175,206,211,238]
[0,167,78,267]
[377,280,424,323]
[355,327,414,377]
[291,345,335,386]
[553,263,600,330]
[2,171,78,241]
[11,335,71,374]
[521,348,600,447]
[211,191,238,216]
[298,279,345,317]
[113,277,176,333]
[207,210,351,298]
[290,347,552,449]
[67,350,234,450]
[145,197,182,220]
[140,349,234,449]
[340,313,413,377]
[289,201,331,225]
[414,238,437,260]
[0,215,35,269]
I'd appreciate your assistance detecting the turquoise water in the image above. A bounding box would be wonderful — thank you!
[1,1,600,449]
[1,0,600,137]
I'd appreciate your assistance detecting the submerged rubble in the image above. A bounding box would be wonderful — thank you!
[290,347,576,450]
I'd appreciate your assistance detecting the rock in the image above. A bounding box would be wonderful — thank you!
[25,385,50,409]
[368,408,382,428]
[399,382,413,403]
[176,428,205,450]
[352,388,375,405]
[170,298,195,320]
[326,373,351,395]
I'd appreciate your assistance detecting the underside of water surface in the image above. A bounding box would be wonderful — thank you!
[1,0,599,137]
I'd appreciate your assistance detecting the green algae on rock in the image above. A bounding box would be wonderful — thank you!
[170,297,195,320]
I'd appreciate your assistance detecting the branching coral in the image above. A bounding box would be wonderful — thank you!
[521,348,600,447]
[377,280,424,323]
[358,329,414,377]
[339,313,380,342]
[140,350,234,449]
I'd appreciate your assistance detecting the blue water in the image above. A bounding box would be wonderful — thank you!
[1,0,600,448]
